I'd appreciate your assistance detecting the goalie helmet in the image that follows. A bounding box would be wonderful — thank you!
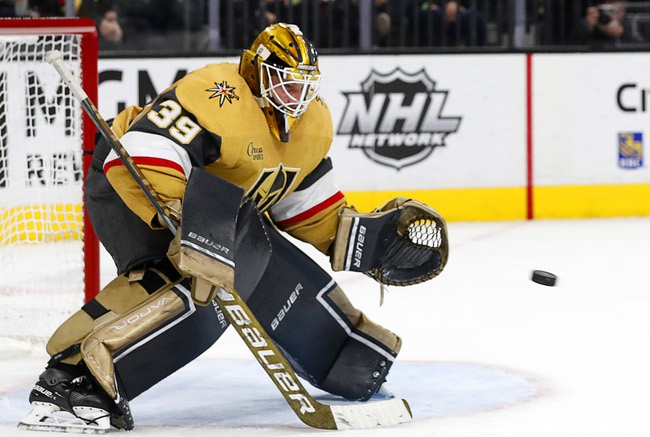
[239,23,322,142]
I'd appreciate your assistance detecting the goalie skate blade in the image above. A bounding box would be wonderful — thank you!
[330,398,412,430]
[17,402,110,434]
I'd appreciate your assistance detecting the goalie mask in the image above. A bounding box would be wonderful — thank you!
[239,23,322,142]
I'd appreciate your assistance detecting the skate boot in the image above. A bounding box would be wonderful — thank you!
[18,364,124,434]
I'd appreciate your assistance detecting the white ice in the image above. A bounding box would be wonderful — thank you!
[1,217,650,436]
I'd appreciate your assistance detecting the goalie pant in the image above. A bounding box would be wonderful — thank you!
[43,165,401,426]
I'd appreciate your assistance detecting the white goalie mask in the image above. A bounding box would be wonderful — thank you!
[259,62,321,118]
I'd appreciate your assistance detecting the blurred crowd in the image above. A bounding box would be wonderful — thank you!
[1,0,649,53]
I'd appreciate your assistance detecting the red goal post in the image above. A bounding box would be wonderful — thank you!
[0,18,99,343]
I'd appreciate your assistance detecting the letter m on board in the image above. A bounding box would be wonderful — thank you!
[25,72,75,137]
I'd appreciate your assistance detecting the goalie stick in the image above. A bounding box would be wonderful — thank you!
[46,50,412,430]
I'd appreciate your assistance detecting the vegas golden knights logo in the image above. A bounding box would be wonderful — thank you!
[247,164,299,212]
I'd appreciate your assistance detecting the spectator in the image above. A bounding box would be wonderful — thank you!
[77,1,124,50]
[569,1,643,47]
[317,0,406,48]
[568,5,606,45]
[98,9,123,46]
[374,0,396,46]
[80,0,205,51]
[416,0,487,47]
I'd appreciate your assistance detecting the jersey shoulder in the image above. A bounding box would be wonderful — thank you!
[174,63,259,134]
[309,95,333,135]
[293,95,333,155]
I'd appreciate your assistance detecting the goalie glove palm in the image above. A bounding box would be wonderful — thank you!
[331,197,449,286]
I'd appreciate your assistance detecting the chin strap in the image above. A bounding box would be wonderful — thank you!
[254,95,267,108]
[278,112,291,142]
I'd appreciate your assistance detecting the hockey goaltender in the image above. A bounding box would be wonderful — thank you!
[19,23,448,433]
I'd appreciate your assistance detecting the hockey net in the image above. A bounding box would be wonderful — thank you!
[0,19,99,346]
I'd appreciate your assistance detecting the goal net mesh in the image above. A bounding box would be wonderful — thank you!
[0,31,89,345]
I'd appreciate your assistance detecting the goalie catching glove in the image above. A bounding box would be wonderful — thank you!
[330,197,449,286]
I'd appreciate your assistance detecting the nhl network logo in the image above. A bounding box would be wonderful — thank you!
[337,67,461,170]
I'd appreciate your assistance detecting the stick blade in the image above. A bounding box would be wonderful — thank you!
[330,398,412,430]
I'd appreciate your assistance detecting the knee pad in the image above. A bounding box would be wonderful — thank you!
[45,264,178,365]
[80,280,191,401]
[47,260,227,404]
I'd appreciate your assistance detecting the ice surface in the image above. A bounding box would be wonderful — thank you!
[1,218,649,436]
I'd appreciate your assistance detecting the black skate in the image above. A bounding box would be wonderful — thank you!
[17,364,124,434]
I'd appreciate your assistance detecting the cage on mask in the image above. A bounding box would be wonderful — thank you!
[260,62,321,118]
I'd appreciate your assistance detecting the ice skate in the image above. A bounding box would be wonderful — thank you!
[371,384,395,401]
[18,365,119,434]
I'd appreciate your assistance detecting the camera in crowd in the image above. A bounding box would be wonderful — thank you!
[597,4,617,25]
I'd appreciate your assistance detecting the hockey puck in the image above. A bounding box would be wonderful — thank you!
[531,270,557,286]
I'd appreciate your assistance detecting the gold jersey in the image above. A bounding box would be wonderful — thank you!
[104,63,346,253]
